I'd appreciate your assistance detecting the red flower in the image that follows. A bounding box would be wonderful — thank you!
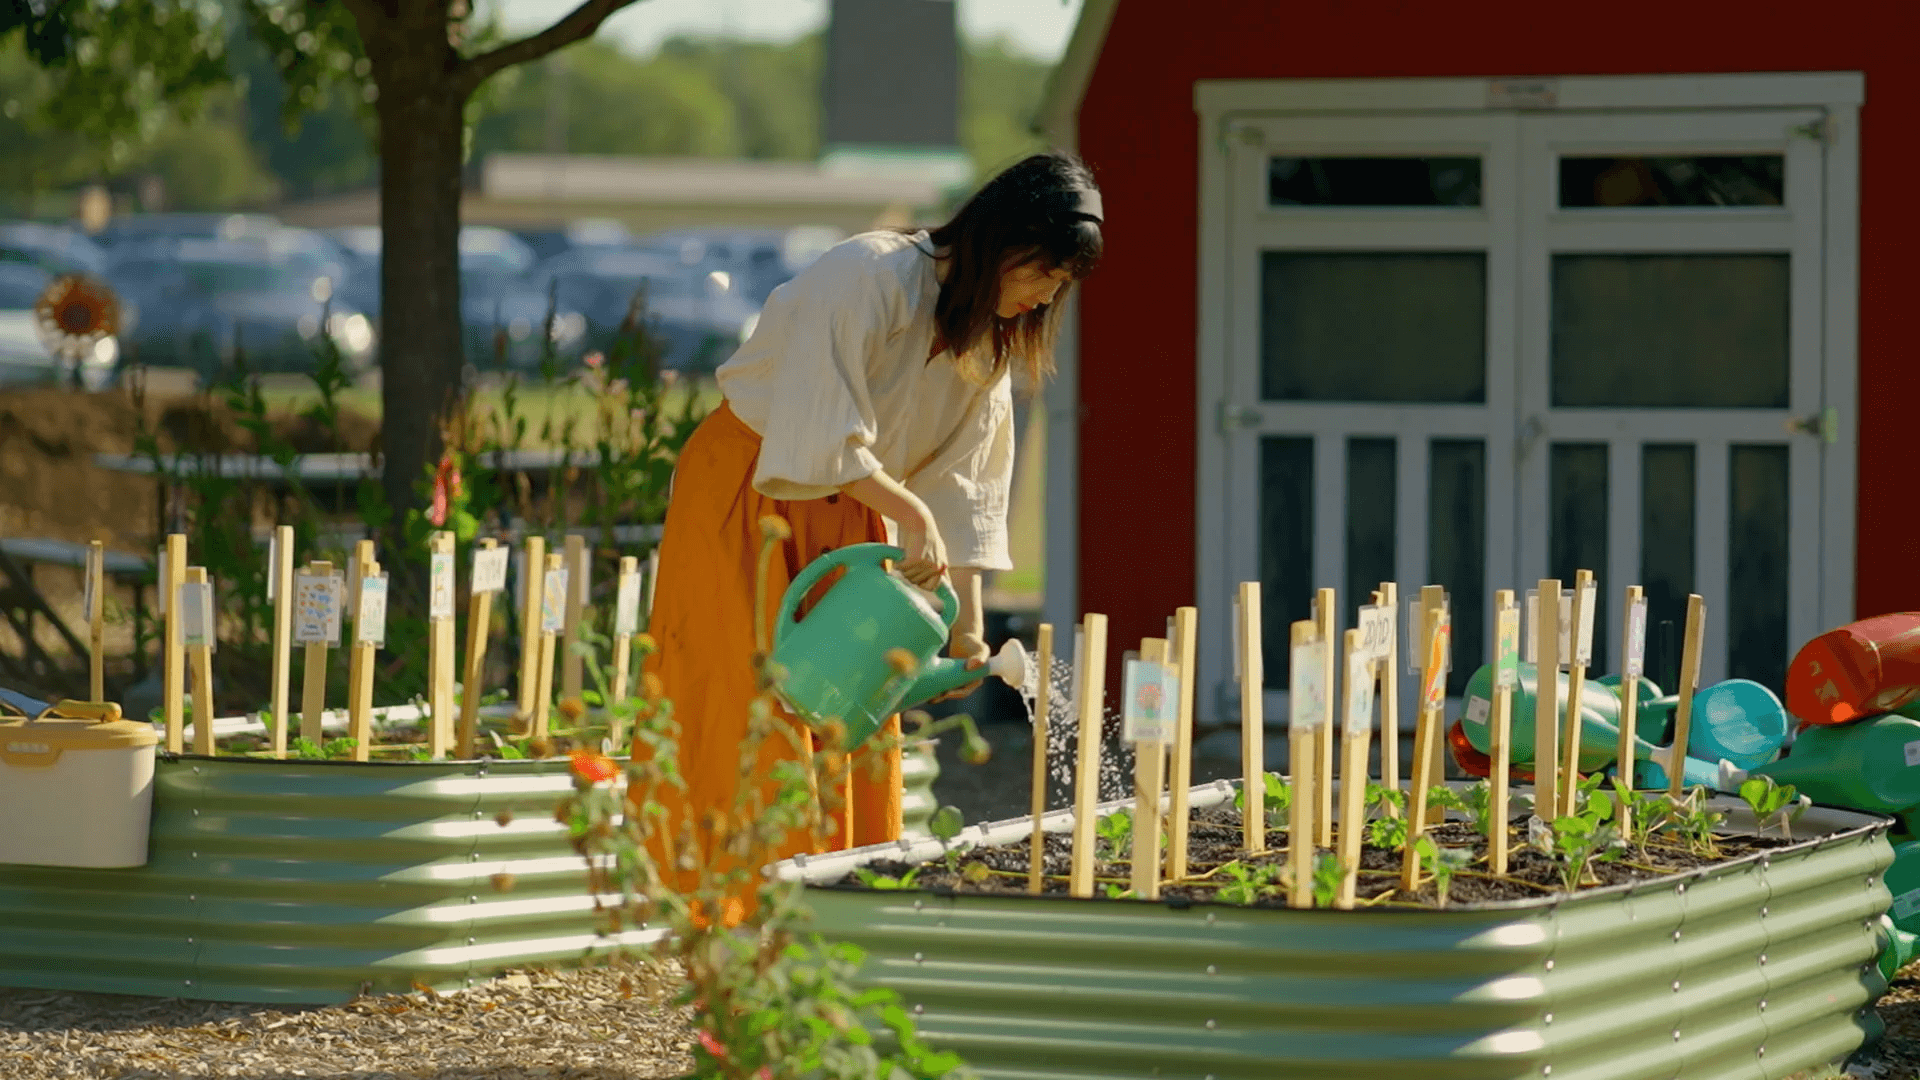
[428,452,463,527]
[584,351,605,370]
[757,1069,772,1080]
[570,749,619,785]
[695,1028,728,1060]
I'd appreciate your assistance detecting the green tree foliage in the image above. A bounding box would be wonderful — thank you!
[961,36,1054,177]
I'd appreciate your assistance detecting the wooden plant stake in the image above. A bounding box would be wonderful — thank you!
[267,526,294,759]
[1400,606,1450,892]
[1027,622,1055,894]
[517,534,548,727]
[84,540,105,702]
[1377,581,1401,811]
[1285,620,1325,909]
[643,547,660,627]
[1313,586,1335,847]
[1489,590,1521,875]
[294,561,340,747]
[1237,582,1266,855]
[1126,638,1174,900]
[611,556,641,705]
[1067,614,1109,899]
[1532,578,1564,823]
[1418,584,1448,826]
[561,533,588,702]
[1666,594,1708,800]
[1335,627,1377,910]
[162,533,187,754]
[181,566,217,756]
[426,531,458,759]
[1617,585,1649,835]
[1559,569,1598,814]
[1164,606,1199,883]
[347,544,385,762]
[533,553,568,741]
[459,540,509,758]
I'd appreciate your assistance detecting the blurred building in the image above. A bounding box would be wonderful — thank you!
[1040,0,1907,727]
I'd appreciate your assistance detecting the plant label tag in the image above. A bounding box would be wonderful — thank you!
[1905,739,1920,768]
[1465,695,1491,726]
[266,530,280,602]
[179,582,214,650]
[541,568,568,634]
[1625,597,1649,678]
[615,571,641,637]
[357,573,388,647]
[1575,580,1598,667]
[1122,660,1177,744]
[1422,613,1451,710]
[1288,635,1327,733]
[1356,604,1392,663]
[1524,590,1538,664]
[1496,604,1521,690]
[472,545,509,595]
[292,571,337,646]
[1557,589,1573,667]
[1345,650,1374,741]
[429,552,456,621]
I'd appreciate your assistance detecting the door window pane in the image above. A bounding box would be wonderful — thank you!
[1260,437,1315,690]
[1551,254,1790,409]
[1729,445,1791,693]
[1269,156,1483,207]
[1559,155,1785,208]
[1550,444,1610,672]
[1345,439,1396,622]
[1429,440,1486,696]
[1262,252,1487,404]
[1642,445,1697,698]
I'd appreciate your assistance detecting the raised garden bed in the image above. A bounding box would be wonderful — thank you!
[778,779,1895,1080]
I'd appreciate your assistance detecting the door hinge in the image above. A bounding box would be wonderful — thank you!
[1789,117,1836,144]
[1217,401,1260,435]
[1785,406,1839,445]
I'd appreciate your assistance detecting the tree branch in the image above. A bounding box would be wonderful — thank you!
[454,0,642,94]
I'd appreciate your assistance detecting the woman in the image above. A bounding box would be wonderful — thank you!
[639,150,1103,912]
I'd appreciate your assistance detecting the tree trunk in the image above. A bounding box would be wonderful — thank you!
[373,63,467,569]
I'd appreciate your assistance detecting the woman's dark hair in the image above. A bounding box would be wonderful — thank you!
[917,150,1102,388]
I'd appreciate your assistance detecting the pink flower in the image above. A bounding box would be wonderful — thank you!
[695,1028,728,1060]
[570,749,620,785]
[584,351,605,370]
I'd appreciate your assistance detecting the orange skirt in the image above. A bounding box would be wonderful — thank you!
[635,401,902,918]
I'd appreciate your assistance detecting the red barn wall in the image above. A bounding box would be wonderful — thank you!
[1073,1,1920,662]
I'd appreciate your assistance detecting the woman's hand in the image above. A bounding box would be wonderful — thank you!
[934,628,991,703]
[896,513,949,591]
[932,567,988,702]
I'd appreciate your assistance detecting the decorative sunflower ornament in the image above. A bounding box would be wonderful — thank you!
[32,273,121,384]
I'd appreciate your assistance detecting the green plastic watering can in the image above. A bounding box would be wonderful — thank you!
[769,542,1029,748]
[1722,713,1920,814]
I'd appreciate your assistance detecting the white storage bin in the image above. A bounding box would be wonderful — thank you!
[0,711,158,868]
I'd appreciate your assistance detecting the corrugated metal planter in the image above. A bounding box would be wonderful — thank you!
[0,754,654,1004]
[777,781,1895,1080]
[902,736,940,838]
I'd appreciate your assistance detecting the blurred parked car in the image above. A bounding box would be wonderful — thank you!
[526,247,759,372]
[0,262,119,390]
[513,218,635,264]
[635,225,844,306]
[93,213,282,251]
[0,222,108,277]
[103,240,374,379]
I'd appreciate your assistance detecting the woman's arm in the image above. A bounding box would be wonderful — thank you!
[840,470,948,589]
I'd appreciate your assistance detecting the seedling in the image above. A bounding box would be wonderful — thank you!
[1413,835,1473,907]
[1234,772,1292,828]
[1310,853,1344,909]
[1739,775,1810,840]
[1366,784,1409,849]
[853,867,921,891]
[1666,787,1725,857]
[1532,786,1626,891]
[1096,809,1134,862]
[1215,860,1283,905]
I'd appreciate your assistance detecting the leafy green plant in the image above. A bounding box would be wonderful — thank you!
[853,867,922,891]
[1413,835,1473,907]
[290,736,326,760]
[1214,860,1283,905]
[1665,787,1725,858]
[1095,808,1134,862]
[1739,775,1810,840]
[1610,778,1672,850]
[1309,853,1343,909]
[1531,783,1626,892]
[1365,783,1409,849]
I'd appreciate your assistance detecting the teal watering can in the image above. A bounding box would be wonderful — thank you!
[769,543,1029,748]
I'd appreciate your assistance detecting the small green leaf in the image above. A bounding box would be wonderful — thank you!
[928,805,965,843]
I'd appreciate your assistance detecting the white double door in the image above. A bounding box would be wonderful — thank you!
[1208,106,1839,730]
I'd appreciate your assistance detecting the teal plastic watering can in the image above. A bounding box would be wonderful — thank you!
[769,543,1028,748]
[1459,663,1728,789]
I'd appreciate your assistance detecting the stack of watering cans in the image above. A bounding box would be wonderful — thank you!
[1449,612,1920,983]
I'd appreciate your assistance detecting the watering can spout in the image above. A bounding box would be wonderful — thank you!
[904,639,1031,709]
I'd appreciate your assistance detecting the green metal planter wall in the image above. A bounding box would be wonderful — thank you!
[0,755,650,1004]
[902,737,940,838]
[779,782,1895,1080]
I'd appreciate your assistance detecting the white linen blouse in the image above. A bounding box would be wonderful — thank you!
[715,229,1015,572]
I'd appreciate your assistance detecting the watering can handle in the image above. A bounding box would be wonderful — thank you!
[772,542,960,648]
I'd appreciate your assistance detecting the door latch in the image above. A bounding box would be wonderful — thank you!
[1217,401,1261,435]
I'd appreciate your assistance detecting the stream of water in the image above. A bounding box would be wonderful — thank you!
[1016,651,1136,808]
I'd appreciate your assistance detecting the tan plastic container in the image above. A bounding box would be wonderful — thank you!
[0,709,158,868]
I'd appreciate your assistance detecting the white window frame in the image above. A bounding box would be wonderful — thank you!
[1193,73,1863,729]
